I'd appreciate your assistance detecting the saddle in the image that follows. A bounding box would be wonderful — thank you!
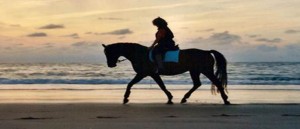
[149,45,180,63]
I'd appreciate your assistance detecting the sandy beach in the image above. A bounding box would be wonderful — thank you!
[0,85,299,129]
[0,103,299,129]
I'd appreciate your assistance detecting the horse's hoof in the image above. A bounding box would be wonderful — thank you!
[123,99,129,104]
[166,101,174,105]
[224,101,231,105]
[180,99,187,104]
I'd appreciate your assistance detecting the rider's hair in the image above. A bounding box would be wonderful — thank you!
[152,17,168,28]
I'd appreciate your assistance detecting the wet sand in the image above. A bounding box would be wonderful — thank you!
[0,103,299,129]
[0,85,299,129]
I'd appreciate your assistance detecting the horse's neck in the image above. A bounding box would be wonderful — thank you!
[119,44,146,63]
[120,48,133,60]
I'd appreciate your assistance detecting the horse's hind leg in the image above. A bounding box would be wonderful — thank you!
[204,72,230,105]
[151,75,173,104]
[123,74,145,104]
[181,71,201,104]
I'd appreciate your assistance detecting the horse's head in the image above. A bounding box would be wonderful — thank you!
[102,44,121,68]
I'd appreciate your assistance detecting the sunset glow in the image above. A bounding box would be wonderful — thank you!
[1,0,300,63]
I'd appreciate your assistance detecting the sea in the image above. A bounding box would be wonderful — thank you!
[0,62,299,88]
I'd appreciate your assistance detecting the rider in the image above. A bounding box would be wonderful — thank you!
[149,17,176,72]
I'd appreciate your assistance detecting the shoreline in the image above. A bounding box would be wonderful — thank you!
[0,85,299,104]
[1,84,300,90]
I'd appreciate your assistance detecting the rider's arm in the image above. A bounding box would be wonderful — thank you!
[150,29,166,48]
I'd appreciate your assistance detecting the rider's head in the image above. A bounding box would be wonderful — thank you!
[152,17,168,28]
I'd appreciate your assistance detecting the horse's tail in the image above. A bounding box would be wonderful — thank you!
[210,50,228,94]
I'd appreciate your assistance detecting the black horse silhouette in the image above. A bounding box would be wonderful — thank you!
[102,43,230,105]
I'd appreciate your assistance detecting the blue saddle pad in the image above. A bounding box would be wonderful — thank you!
[149,50,180,63]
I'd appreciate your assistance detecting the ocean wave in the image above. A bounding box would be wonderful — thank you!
[0,63,300,85]
[0,79,130,84]
[250,77,300,81]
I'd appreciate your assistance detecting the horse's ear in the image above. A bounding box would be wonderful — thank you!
[102,44,106,48]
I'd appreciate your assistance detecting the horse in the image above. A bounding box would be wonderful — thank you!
[102,43,230,105]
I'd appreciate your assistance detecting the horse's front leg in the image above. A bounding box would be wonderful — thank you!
[151,74,173,104]
[123,74,145,104]
[181,71,201,104]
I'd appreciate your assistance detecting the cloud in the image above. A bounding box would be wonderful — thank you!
[63,33,80,39]
[118,36,126,39]
[209,31,242,45]
[180,27,189,30]
[247,34,260,38]
[256,38,282,43]
[43,43,54,48]
[101,28,133,35]
[185,31,245,52]
[256,45,278,52]
[4,47,12,50]
[0,22,22,28]
[285,29,300,34]
[71,41,98,47]
[85,32,93,35]
[42,2,204,19]
[98,17,124,20]
[187,31,243,46]
[85,32,102,35]
[198,28,214,32]
[71,41,85,47]
[186,37,203,44]
[285,43,300,54]
[285,43,300,49]
[10,24,21,27]
[15,43,23,46]
[39,24,64,29]
[27,32,47,37]
[85,30,132,36]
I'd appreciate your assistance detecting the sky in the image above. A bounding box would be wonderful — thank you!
[0,0,300,63]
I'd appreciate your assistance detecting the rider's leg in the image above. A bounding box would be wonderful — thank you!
[155,54,164,71]
[152,46,164,73]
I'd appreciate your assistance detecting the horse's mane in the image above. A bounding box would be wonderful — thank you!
[107,42,148,50]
